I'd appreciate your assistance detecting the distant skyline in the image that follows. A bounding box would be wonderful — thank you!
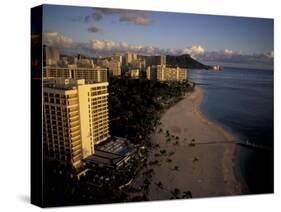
[42,4,274,69]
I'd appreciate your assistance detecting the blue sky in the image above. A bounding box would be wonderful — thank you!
[42,4,274,69]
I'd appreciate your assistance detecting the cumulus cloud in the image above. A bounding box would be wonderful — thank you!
[88,40,206,60]
[43,31,273,69]
[43,32,73,48]
[224,49,233,55]
[182,45,205,58]
[89,39,157,54]
[88,26,102,33]
[89,39,170,56]
[197,49,273,69]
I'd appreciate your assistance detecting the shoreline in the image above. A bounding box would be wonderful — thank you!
[192,87,244,195]
[130,86,244,200]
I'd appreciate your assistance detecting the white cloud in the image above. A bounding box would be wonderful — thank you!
[43,31,273,69]
[167,48,178,55]
[90,39,157,54]
[43,32,73,48]
[197,50,273,69]
[224,49,233,55]
[89,39,183,55]
[182,45,205,58]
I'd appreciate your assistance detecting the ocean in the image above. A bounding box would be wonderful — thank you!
[189,67,274,194]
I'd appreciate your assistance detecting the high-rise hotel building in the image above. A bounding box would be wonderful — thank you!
[147,65,187,81]
[156,66,187,81]
[43,78,109,169]
[43,65,108,83]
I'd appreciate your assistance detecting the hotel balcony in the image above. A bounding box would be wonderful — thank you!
[73,149,82,157]
[72,144,81,151]
[68,107,79,113]
[72,154,82,162]
[70,125,80,132]
[70,120,80,128]
[69,112,79,119]
[72,139,81,147]
[71,131,80,139]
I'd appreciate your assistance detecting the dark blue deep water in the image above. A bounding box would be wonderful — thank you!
[189,67,274,194]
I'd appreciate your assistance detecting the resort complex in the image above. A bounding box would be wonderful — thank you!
[42,46,191,181]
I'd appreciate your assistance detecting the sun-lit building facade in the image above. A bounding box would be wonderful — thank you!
[43,65,107,82]
[148,65,187,81]
[43,78,109,169]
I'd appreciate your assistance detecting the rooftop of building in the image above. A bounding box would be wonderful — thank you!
[43,65,107,70]
[43,78,108,90]
[83,137,137,168]
[96,137,136,156]
[84,150,124,166]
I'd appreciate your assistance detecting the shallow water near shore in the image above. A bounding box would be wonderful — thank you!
[189,67,273,194]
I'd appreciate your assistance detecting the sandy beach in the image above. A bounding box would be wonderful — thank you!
[130,86,243,200]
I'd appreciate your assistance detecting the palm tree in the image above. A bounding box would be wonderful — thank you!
[192,157,199,163]
[157,181,163,188]
[166,130,170,137]
[160,149,167,155]
[172,188,180,198]
[169,151,175,156]
[173,141,179,145]
[182,191,192,199]
[166,158,172,163]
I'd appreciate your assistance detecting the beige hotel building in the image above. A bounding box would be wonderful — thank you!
[43,65,108,83]
[147,65,188,81]
[157,66,187,81]
[43,78,109,169]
